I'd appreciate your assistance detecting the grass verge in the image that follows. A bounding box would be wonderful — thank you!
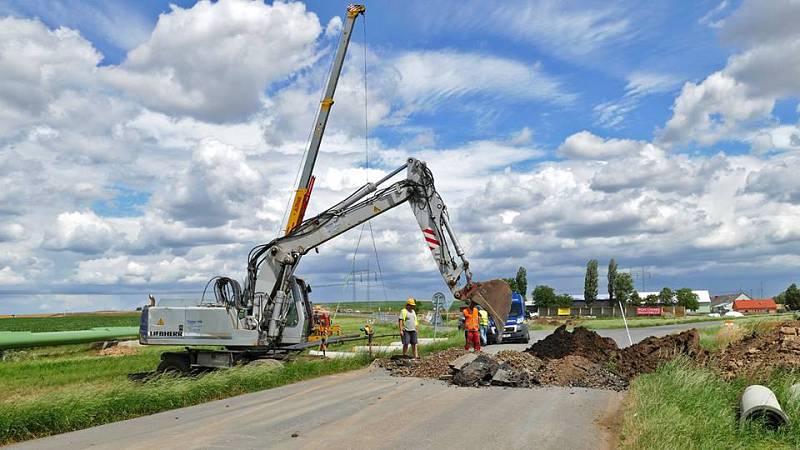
[619,358,799,450]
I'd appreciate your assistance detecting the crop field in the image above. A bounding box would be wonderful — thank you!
[0,312,141,332]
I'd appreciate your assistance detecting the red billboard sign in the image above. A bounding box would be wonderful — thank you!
[636,307,662,316]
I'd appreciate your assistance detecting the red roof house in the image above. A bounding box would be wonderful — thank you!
[732,299,777,314]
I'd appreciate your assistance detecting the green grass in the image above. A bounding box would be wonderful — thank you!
[0,313,141,332]
[619,358,800,450]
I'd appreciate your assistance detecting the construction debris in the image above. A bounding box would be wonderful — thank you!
[381,325,710,391]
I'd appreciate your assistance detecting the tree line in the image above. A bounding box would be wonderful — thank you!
[501,260,702,310]
[503,263,800,312]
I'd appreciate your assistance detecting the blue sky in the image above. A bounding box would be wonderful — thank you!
[1,0,799,313]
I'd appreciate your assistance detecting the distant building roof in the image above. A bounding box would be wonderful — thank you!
[733,299,777,310]
[711,292,751,306]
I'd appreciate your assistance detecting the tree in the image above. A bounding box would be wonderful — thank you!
[644,294,659,306]
[630,290,642,306]
[502,278,519,295]
[658,287,675,305]
[675,288,700,311]
[555,293,574,308]
[515,267,528,300]
[584,259,599,306]
[607,258,618,301]
[784,283,800,311]
[532,285,557,307]
[613,272,634,304]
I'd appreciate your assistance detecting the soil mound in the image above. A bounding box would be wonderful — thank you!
[526,325,618,363]
[714,320,800,380]
[613,329,706,379]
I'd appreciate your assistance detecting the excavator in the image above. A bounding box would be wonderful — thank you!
[139,4,511,372]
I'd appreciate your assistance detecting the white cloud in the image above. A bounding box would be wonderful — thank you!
[594,71,682,128]
[42,211,120,254]
[557,131,643,159]
[0,266,25,285]
[391,50,573,112]
[101,0,322,122]
[0,223,25,242]
[154,139,263,227]
[659,72,774,147]
[0,17,100,137]
[484,0,630,58]
[660,0,800,148]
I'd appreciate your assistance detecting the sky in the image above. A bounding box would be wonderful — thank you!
[1,0,799,313]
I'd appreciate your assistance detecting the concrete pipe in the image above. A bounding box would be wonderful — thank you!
[740,385,790,429]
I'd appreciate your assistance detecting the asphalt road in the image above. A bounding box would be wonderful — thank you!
[12,321,720,450]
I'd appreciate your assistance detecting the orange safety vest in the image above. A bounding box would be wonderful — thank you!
[462,307,480,331]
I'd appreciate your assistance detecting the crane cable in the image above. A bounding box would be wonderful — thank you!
[338,13,389,321]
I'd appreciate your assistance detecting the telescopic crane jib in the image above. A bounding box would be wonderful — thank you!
[285,4,366,235]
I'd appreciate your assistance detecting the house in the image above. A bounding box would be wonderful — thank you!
[732,299,777,315]
[711,292,751,313]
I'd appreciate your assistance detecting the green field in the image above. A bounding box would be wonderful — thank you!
[0,313,141,332]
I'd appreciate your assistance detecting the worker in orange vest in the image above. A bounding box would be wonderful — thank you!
[462,300,481,352]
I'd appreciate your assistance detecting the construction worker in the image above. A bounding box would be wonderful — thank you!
[462,300,481,352]
[399,298,419,358]
[478,306,489,346]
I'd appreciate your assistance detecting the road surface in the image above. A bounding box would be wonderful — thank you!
[12,321,718,450]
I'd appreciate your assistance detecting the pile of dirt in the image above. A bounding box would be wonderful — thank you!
[612,329,707,379]
[527,326,617,363]
[714,321,800,380]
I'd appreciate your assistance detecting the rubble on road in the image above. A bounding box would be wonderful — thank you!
[377,348,467,379]
[381,325,709,391]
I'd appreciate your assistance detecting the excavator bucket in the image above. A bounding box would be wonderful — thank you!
[462,279,512,341]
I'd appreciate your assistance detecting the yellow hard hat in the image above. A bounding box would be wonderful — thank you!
[406,298,416,306]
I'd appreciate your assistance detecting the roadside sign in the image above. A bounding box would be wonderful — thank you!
[557,307,570,316]
[431,292,447,338]
[433,292,449,310]
[636,307,661,316]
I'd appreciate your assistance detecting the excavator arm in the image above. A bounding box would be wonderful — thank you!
[247,158,511,341]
